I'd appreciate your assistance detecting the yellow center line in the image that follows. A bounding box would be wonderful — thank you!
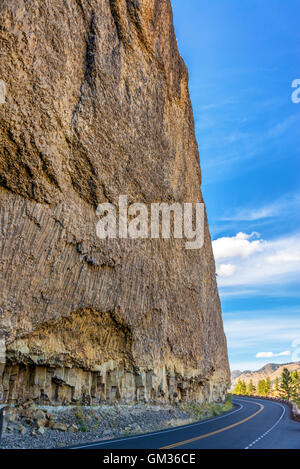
[160,403,264,449]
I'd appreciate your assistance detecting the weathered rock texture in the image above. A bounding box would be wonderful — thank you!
[0,0,230,405]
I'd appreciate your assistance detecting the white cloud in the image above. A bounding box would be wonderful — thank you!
[212,232,300,287]
[267,250,300,264]
[256,351,291,358]
[213,232,263,261]
[218,263,236,278]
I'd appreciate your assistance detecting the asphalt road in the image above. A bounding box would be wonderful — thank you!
[71,397,300,449]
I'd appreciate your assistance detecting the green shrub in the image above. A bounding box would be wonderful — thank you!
[75,418,89,432]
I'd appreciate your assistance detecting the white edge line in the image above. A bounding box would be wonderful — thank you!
[70,402,244,449]
[236,398,286,450]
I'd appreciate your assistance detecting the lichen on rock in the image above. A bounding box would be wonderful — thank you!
[0,0,230,405]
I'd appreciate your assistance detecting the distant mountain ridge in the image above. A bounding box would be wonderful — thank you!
[231,362,300,387]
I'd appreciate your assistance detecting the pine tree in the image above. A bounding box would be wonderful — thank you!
[274,376,280,394]
[291,371,300,403]
[234,379,242,394]
[257,380,262,395]
[279,368,293,400]
[240,380,247,395]
[247,379,255,395]
[258,379,267,396]
[265,376,272,396]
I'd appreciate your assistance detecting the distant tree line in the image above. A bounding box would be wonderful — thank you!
[234,369,300,403]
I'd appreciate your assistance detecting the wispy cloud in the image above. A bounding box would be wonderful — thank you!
[195,83,300,183]
[256,351,291,358]
[268,114,299,138]
[224,316,300,350]
[218,288,258,298]
[196,97,237,112]
[219,285,300,298]
[218,193,300,222]
[225,313,300,371]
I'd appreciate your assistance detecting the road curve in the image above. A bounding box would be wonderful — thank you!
[70,397,300,449]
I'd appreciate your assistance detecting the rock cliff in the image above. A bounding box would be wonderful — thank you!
[0,0,230,405]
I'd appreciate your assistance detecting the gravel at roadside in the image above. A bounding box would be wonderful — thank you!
[0,399,232,449]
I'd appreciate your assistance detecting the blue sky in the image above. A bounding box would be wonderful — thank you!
[171,0,300,371]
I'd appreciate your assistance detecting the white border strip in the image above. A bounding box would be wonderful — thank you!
[234,398,286,449]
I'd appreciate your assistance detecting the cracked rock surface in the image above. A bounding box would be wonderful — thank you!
[0,0,230,405]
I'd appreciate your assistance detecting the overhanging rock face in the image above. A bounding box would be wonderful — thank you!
[0,0,230,405]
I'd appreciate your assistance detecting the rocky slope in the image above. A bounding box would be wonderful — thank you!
[231,362,300,387]
[0,398,233,449]
[0,0,230,405]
